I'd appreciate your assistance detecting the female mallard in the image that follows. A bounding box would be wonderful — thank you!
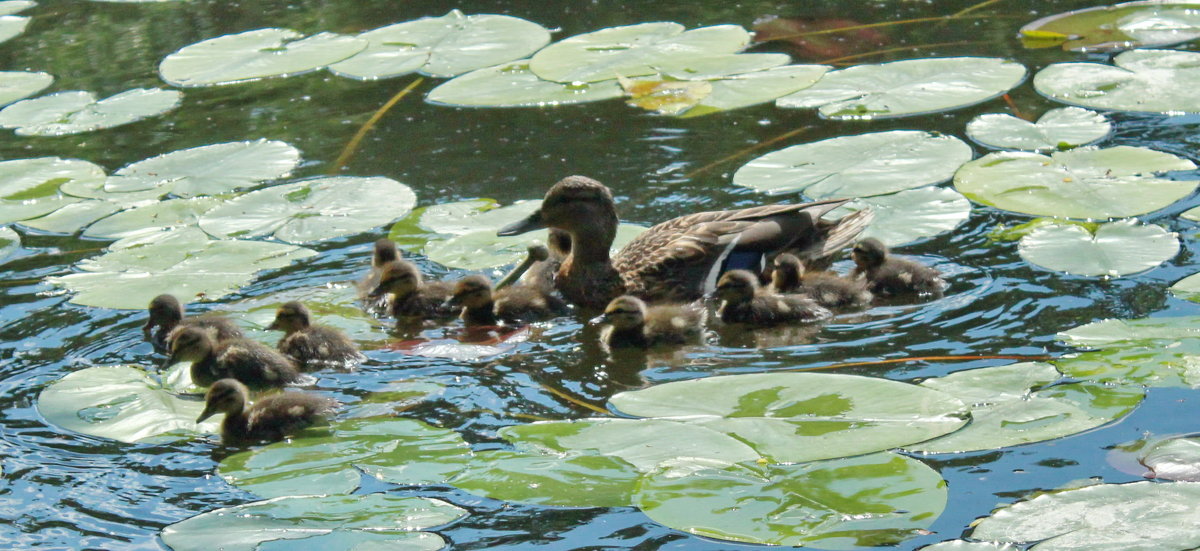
[143,294,243,353]
[769,253,872,311]
[358,238,401,313]
[197,379,335,445]
[267,301,365,369]
[599,295,705,349]
[164,326,301,390]
[716,270,832,326]
[367,260,457,323]
[497,176,873,309]
[849,238,946,297]
[447,274,568,326]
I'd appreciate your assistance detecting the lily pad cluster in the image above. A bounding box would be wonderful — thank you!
[1034,49,1200,114]
[0,88,181,136]
[1021,1,1200,52]
[0,1,32,46]
[966,107,1111,152]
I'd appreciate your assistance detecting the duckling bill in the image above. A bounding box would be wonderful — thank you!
[197,378,335,445]
[267,301,364,370]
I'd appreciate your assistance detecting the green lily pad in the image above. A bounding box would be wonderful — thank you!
[104,140,301,198]
[922,543,1018,551]
[343,380,446,419]
[218,416,472,498]
[0,71,52,107]
[966,107,1111,152]
[329,10,551,80]
[224,283,388,347]
[0,1,34,15]
[451,449,641,507]
[1054,336,1200,388]
[419,198,537,235]
[970,481,1200,550]
[955,146,1197,219]
[160,28,367,87]
[678,63,829,117]
[0,14,27,44]
[907,363,1143,454]
[1018,219,1178,277]
[19,200,123,234]
[828,186,971,247]
[1021,2,1200,52]
[777,57,1026,120]
[426,61,625,107]
[634,453,947,549]
[1171,273,1200,301]
[36,364,220,443]
[160,494,466,551]
[82,197,221,240]
[733,130,972,198]
[1111,434,1200,481]
[1058,316,1200,348]
[0,88,182,136]
[0,225,17,261]
[0,157,106,224]
[1035,49,1200,113]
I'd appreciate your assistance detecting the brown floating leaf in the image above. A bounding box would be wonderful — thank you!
[752,15,889,60]
[619,76,712,115]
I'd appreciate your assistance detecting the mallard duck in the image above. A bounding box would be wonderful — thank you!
[367,260,457,323]
[143,294,243,353]
[164,326,301,390]
[447,274,568,326]
[849,238,946,297]
[716,270,832,326]
[497,176,873,309]
[599,295,705,348]
[267,301,365,369]
[769,253,872,311]
[197,378,336,445]
[357,238,401,313]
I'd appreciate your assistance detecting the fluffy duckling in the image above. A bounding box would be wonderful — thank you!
[368,260,457,323]
[448,274,568,326]
[716,270,832,326]
[849,238,946,297]
[494,244,552,291]
[599,295,705,348]
[143,294,242,353]
[267,301,365,369]
[164,326,301,390]
[197,379,336,445]
[769,253,872,311]
[357,238,401,313]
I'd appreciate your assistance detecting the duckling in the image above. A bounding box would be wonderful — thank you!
[520,229,570,293]
[267,301,365,370]
[494,244,552,291]
[164,326,301,390]
[599,295,705,348]
[196,378,336,445]
[357,238,401,313]
[769,253,872,311]
[448,274,569,326]
[367,260,457,323]
[849,238,946,297]
[143,294,242,353]
[716,269,832,326]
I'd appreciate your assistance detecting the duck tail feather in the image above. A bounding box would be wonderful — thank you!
[818,208,874,258]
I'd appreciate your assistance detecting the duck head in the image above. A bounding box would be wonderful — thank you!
[497,176,618,241]
[196,378,249,423]
[601,295,648,331]
[163,326,213,368]
[144,294,184,338]
[368,260,422,300]
[716,270,759,305]
[267,301,311,334]
[446,275,494,310]
[851,238,888,271]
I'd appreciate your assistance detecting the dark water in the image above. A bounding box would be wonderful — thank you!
[1,0,1198,549]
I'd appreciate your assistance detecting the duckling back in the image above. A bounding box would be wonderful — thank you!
[238,391,336,443]
[278,325,364,370]
[721,294,832,326]
[494,285,569,324]
[213,338,302,390]
[769,254,872,311]
[850,238,945,298]
[601,295,704,349]
[391,280,456,322]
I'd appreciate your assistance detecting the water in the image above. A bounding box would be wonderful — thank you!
[1,0,1197,548]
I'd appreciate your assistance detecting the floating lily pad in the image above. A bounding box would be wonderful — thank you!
[104,140,301,198]
[426,223,645,270]
[1058,316,1200,348]
[828,186,970,247]
[733,130,972,198]
[0,71,51,107]
[426,61,625,107]
[907,363,1143,454]
[922,543,1018,551]
[330,10,551,80]
[1035,49,1200,113]
[1055,330,1200,389]
[36,364,220,443]
[218,416,471,498]
[0,226,17,261]
[955,146,1197,219]
[0,157,108,225]
[970,481,1200,550]
[622,77,713,116]
[160,494,466,551]
[777,57,1026,120]
[0,88,181,136]
[0,14,27,44]
[224,283,388,347]
[419,198,537,236]
[0,1,34,15]
[451,449,641,507]
[1111,434,1200,481]
[679,64,829,117]
[1018,219,1178,277]
[160,28,367,87]
[1021,1,1200,52]
[1171,272,1200,301]
[966,107,1111,152]
[19,200,123,234]
[82,197,221,240]
[634,453,947,549]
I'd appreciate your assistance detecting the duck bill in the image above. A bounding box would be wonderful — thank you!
[588,313,609,326]
[196,405,217,423]
[160,353,178,371]
[497,210,546,236]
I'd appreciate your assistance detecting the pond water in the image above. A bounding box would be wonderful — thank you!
[2,0,1199,549]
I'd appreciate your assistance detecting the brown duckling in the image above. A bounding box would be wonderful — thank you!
[197,378,336,445]
[448,274,569,326]
[599,295,705,348]
[494,243,552,291]
[267,301,365,370]
[849,238,946,298]
[143,294,242,353]
[357,238,401,313]
[367,260,457,323]
[716,270,832,326]
[164,326,301,390]
[769,253,872,311]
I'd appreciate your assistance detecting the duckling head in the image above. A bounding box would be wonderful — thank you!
[163,326,214,368]
[497,176,618,238]
[527,243,550,263]
[196,378,249,423]
[771,253,806,290]
[267,301,312,334]
[373,238,400,268]
[143,294,184,337]
[448,275,495,310]
[369,260,421,299]
[852,238,888,270]
[716,270,759,304]
[602,295,648,331]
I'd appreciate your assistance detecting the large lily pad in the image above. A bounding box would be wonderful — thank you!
[0,0,33,15]
[160,28,367,87]
[907,363,1143,454]
[1034,49,1200,113]
[733,130,972,198]
[1021,2,1200,52]
[0,71,52,107]
[966,107,1111,152]
[160,494,466,551]
[1018,219,1178,277]
[970,481,1200,550]
[199,177,415,244]
[634,453,947,549]
[427,61,625,107]
[1054,336,1200,388]
[954,146,1197,219]
[0,88,182,136]
[329,10,551,80]
[1058,316,1200,348]
[623,63,828,117]
[0,14,26,44]
[104,140,301,198]
[0,157,105,224]
[827,186,971,247]
[81,197,221,240]
[451,449,641,508]
[777,57,1026,120]
[427,223,644,270]
[922,543,1018,551]
[18,200,123,234]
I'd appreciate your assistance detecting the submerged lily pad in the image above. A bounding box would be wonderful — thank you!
[828,186,971,247]
[966,107,1111,152]
[330,10,551,80]
[0,71,52,107]
[225,283,388,346]
[733,130,972,198]
[1021,1,1200,52]
[160,28,367,87]
[1055,315,1200,388]
[452,449,641,507]
[1111,434,1200,481]
[105,140,301,198]
[0,226,17,261]
[954,146,1197,219]
[970,481,1200,550]
[427,61,625,107]
[0,157,105,224]
[160,494,466,551]
[1035,49,1200,113]
[777,57,1026,120]
[1018,219,1178,277]
[199,177,415,244]
[0,88,181,136]
[635,453,947,549]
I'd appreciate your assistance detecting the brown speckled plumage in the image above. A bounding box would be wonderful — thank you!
[600,295,705,349]
[449,275,568,326]
[197,379,336,445]
[165,327,301,390]
[368,260,457,323]
[769,253,872,311]
[717,270,832,326]
[357,239,401,314]
[850,238,945,298]
[268,301,364,370]
[143,294,242,353]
